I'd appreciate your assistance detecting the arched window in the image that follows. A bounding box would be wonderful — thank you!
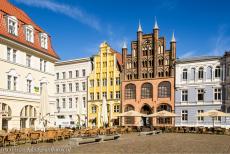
[206,66,212,80]
[215,66,221,78]
[125,84,136,99]
[182,69,188,80]
[157,104,172,112]
[124,105,135,124]
[158,81,171,98]
[141,83,153,99]
[191,68,195,81]
[198,67,203,79]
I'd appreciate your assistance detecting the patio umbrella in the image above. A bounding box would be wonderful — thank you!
[116,110,146,117]
[197,109,230,128]
[101,97,108,127]
[147,110,180,117]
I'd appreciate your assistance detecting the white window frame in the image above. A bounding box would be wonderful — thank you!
[40,33,48,49]
[7,16,18,36]
[214,88,222,101]
[181,90,188,102]
[181,110,188,121]
[24,25,34,43]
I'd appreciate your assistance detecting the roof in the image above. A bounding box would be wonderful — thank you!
[110,48,122,66]
[0,0,59,59]
[176,56,221,63]
[55,57,91,66]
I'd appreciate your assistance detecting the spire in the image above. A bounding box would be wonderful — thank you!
[171,31,176,42]
[122,42,127,49]
[138,20,142,32]
[154,16,159,29]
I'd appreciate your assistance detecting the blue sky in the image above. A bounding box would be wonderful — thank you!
[10,0,230,60]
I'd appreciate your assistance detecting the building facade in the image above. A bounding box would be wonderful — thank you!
[87,42,122,128]
[54,58,92,128]
[0,0,59,131]
[223,51,230,113]
[175,56,229,127]
[121,21,176,126]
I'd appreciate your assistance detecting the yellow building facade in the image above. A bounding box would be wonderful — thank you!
[87,42,122,128]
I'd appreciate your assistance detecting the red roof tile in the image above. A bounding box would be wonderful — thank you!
[0,0,59,59]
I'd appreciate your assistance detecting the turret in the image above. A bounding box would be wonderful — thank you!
[170,31,176,59]
[137,20,143,79]
[122,42,127,64]
[153,17,159,77]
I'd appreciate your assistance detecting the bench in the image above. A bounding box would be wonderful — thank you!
[99,134,121,141]
[69,136,102,146]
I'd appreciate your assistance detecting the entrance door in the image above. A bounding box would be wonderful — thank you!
[140,104,152,126]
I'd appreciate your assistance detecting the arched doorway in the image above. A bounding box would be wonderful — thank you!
[140,104,153,126]
[1,103,12,131]
[124,105,135,125]
[157,104,172,125]
[20,105,37,129]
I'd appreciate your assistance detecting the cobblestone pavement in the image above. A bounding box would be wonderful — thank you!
[1,133,230,154]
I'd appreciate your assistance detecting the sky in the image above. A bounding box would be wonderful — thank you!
[10,0,230,60]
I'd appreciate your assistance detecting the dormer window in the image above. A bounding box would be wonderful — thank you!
[25,25,34,43]
[7,16,18,36]
[40,33,48,49]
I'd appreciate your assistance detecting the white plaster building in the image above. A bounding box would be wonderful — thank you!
[54,58,92,128]
[175,56,230,127]
[0,0,59,131]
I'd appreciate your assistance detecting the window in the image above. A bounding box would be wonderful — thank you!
[26,54,31,67]
[116,91,120,99]
[62,98,66,108]
[40,33,48,49]
[68,98,72,108]
[69,83,72,92]
[198,67,203,79]
[92,105,97,113]
[69,71,72,79]
[198,89,204,101]
[75,97,78,108]
[82,69,86,77]
[206,66,212,80]
[56,85,59,93]
[116,77,120,85]
[102,92,107,98]
[102,79,107,86]
[103,62,107,67]
[56,99,59,109]
[44,61,46,72]
[110,91,113,99]
[182,90,188,102]
[191,68,195,81]
[82,82,86,91]
[125,84,136,99]
[114,105,120,113]
[7,75,11,90]
[13,49,16,63]
[62,72,66,79]
[90,80,94,87]
[76,83,79,91]
[40,59,43,71]
[182,110,188,121]
[197,110,204,121]
[13,76,17,91]
[182,69,187,80]
[214,88,221,101]
[97,92,100,100]
[27,79,32,93]
[76,70,79,77]
[141,83,153,98]
[56,73,59,80]
[25,26,34,43]
[215,66,221,78]
[7,47,11,61]
[227,64,230,77]
[83,97,86,108]
[158,81,171,98]
[62,84,66,93]
[90,93,94,100]
[110,78,113,86]
[8,17,18,36]
[97,79,100,86]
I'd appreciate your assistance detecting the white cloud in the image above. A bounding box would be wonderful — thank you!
[14,0,101,31]
[212,25,230,55]
[179,50,195,58]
